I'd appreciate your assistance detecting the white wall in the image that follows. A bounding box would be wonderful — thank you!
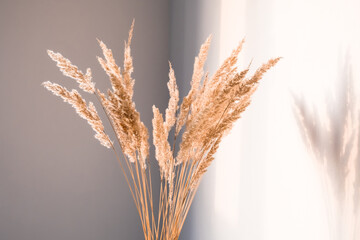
[172,0,360,239]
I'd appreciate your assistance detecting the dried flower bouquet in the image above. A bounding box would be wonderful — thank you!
[43,21,280,240]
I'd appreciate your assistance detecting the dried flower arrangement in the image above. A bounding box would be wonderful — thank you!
[293,58,360,239]
[43,21,280,240]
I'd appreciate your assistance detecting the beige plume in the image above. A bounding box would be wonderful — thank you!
[42,81,111,148]
[47,50,95,94]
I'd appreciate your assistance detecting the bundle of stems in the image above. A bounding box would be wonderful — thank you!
[293,58,360,240]
[43,21,280,240]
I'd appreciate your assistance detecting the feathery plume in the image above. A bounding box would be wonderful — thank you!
[47,50,95,93]
[152,106,173,180]
[123,19,135,99]
[96,21,149,168]
[164,62,179,133]
[97,40,124,94]
[175,36,212,135]
[42,81,111,148]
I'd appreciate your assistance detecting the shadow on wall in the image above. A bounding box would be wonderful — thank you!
[293,51,360,240]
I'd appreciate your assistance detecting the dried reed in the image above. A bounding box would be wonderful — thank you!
[43,20,280,240]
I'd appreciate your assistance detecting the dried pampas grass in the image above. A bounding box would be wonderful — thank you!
[43,20,280,240]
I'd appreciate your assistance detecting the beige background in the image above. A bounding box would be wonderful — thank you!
[0,0,170,239]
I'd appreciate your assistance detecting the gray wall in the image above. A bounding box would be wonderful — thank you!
[0,0,169,239]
